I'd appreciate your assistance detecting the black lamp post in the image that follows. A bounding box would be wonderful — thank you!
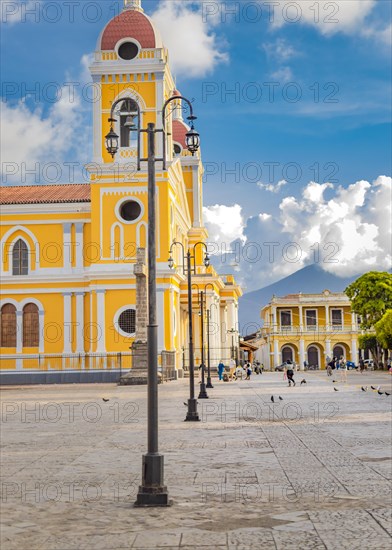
[105,95,200,507]
[194,283,214,396]
[206,302,218,389]
[168,242,210,420]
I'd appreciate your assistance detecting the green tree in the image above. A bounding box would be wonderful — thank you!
[375,310,392,351]
[358,334,383,367]
[345,271,392,330]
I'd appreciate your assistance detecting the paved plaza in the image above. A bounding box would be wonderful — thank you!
[1,371,391,549]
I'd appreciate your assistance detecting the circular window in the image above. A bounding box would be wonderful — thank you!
[118,309,136,335]
[120,200,142,222]
[173,143,182,156]
[118,42,139,60]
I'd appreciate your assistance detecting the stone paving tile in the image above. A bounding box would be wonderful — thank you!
[180,530,228,547]
[132,531,181,548]
[366,507,392,536]
[272,530,326,549]
[227,527,275,549]
[318,529,391,550]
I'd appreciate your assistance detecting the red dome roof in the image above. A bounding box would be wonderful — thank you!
[173,120,189,148]
[101,10,157,50]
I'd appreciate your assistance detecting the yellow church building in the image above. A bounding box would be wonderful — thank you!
[0,0,242,383]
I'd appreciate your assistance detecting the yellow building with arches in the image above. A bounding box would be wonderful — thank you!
[259,291,360,370]
[0,0,242,383]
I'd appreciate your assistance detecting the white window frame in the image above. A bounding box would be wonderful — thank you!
[305,308,318,328]
[330,308,343,328]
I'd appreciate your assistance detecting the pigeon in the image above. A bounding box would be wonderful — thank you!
[183,402,188,406]
[279,396,283,401]
[271,396,275,403]
[377,385,381,391]
[332,380,337,383]
[377,391,384,395]
[361,386,367,392]
[334,387,339,392]
[385,392,390,396]
[371,386,376,390]
[300,379,307,385]
[102,398,110,402]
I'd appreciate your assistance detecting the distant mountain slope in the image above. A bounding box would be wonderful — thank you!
[239,265,360,333]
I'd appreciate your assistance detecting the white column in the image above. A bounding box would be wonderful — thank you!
[75,223,84,271]
[96,290,106,353]
[351,338,358,362]
[273,339,279,367]
[38,310,44,353]
[75,292,85,354]
[16,310,23,353]
[63,292,72,353]
[272,307,277,331]
[299,339,305,370]
[89,292,94,352]
[157,288,164,352]
[325,305,329,331]
[325,339,331,359]
[299,305,303,330]
[351,313,357,331]
[63,223,72,271]
[192,167,201,228]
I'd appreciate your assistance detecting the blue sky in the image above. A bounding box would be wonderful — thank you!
[1,0,391,291]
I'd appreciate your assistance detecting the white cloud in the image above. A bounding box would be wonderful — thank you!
[203,204,246,247]
[258,179,288,193]
[263,38,297,62]
[270,1,377,34]
[151,0,228,78]
[1,57,90,183]
[207,176,392,292]
[270,67,293,82]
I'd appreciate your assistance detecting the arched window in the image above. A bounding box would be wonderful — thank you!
[12,239,28,275]
[23,303,39,347]
[333,345,345,359]
[120,99,139,148]
[0,304,17,347]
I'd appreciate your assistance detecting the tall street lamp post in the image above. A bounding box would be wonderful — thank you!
[194,283,214,395]
[105,95,200,507]
[168,242,210,420]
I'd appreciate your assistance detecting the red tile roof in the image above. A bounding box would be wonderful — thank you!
[0,184,91,205]
[173,120,189,148]
[101,10,156,50]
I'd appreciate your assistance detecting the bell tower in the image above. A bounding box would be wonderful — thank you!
[88,0,171,166]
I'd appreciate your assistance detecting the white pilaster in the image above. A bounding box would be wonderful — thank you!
[325,305,329,331]
[63,223,72,271]
[96,290,106,353]
[63,292,72,353]
[325,339,331,359]
[16,310,23,353]
[38,310,44,353]
[157,289,164,352]
[75,223,84,271]
[75,292,85,354]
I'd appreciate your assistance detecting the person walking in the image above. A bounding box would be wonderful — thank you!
[359,358,365,374]
[287,365,296,387]
[245,361,252,380]
[217,360,225,381]
[229,357,236,381]
[339,356,347,383]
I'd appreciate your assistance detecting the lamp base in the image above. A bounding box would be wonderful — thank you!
[198,382,209,399]
[134,453,172,507]
[185,398,200,421]
[206,377,214,389]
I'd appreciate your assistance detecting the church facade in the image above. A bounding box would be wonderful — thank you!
[0,0,242,382]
